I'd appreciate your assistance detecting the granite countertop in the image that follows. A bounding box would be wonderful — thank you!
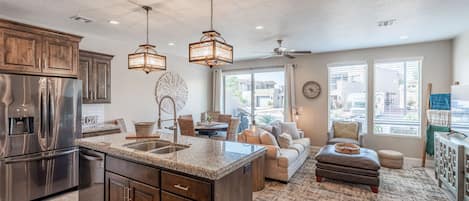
[75,131,266,180]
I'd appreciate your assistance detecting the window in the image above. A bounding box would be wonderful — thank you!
[224,69,285,130]
[328,64,368,130]
[374,59,422,136]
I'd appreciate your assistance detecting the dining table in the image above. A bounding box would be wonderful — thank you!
[195,121,229,137]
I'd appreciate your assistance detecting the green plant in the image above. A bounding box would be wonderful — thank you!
[258,115,275,124]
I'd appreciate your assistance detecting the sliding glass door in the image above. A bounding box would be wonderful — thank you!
[223,69,285,130]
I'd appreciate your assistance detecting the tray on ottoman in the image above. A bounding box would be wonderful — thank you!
[315,145,381,193]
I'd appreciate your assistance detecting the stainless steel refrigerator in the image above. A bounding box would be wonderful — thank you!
[0,74,82,201]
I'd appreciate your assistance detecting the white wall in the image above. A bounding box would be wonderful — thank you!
[80,35,212,131]
[222,40,453,158]
[453,30,469,84]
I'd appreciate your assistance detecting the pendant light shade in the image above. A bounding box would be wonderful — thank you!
[189,0,233,67]
[128,6,166,74]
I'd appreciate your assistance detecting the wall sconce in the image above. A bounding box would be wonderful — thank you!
[294,106,304,121]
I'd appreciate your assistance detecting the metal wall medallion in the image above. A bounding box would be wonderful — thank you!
[155,72,188,113]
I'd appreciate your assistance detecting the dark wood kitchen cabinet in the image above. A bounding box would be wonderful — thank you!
[79,50,113,104]
[0,18,81,77]
[106,172,160,201]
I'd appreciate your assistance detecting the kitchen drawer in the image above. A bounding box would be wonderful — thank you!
[161,171,211,201]
[162,191,192,201]
[106,156,159,187]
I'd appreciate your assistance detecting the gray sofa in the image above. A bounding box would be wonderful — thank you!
[238,131,310,182]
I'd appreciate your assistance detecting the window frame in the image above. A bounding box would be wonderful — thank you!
[327,62,369,132]
[372,57,423,138]
[222,66,285,125]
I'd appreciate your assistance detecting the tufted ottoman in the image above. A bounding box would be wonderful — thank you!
[378,150,404,169]
[315,145,381,193]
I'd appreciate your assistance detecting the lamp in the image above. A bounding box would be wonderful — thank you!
[128,6,166,74]
[189,0,233,67]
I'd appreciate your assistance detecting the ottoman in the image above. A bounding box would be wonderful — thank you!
[315,145,381,193]
[378,150,404,169]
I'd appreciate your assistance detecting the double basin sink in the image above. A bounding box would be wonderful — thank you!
[124,140,189,154]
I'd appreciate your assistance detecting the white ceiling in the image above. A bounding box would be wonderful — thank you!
[1,0,469,61]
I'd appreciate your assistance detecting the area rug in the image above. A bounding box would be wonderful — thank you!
[253,151,451,201]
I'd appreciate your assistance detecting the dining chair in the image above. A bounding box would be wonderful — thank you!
[179,114,193,120]
[218,114,232,124]
[177,117,196,136]
[207,111,221,122]
[226,118,240,141]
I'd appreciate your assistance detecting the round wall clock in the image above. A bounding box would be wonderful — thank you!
[302,81,321,99]
[155,72,188,113]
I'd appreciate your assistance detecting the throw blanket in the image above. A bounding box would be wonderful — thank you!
[427,110,451,127]
[426,125,450,156]
[430,94,451,110]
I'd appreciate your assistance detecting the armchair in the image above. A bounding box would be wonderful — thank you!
[327,121,365,146]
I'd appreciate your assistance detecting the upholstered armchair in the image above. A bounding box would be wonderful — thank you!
[327,121,365,146]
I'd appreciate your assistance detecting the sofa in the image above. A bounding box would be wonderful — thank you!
[238,122,310,182]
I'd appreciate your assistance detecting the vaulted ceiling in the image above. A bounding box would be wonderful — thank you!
[1,0,469,60]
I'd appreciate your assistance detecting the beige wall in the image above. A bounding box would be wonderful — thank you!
[453,30,469,84]
[80,35,212,131]
[222,40,453,158]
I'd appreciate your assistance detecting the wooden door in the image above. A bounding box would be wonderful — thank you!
[0,28,42,73]
[42,36,78,77]
[105,172,129,201]
[79,55,92,102]
[92,56,111,103]
[130,180,160,201]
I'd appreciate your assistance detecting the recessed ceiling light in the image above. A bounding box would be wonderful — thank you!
[168,42,175,46]
[108,20,120,25]
[399,35,409,40]
[255,25,264,30]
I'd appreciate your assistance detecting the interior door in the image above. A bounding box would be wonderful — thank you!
[46,77,82,150]
[0,74,45,158]
[0,28,42,73]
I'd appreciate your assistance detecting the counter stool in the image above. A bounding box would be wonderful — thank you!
[378,150,404,169]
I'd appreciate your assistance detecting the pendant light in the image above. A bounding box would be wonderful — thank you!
[128,6,166,74]
[189,0,233,68]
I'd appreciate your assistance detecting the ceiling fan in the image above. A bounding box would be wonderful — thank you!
[262,39,312,59]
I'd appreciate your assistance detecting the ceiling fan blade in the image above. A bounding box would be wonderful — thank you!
[284,54,295,59]
[288,50,312,54]
[261,55,274,59]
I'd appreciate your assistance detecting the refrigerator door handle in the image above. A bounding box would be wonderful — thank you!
[4,149,78,164]
[38,78,48,150]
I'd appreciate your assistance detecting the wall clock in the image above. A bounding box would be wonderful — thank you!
[155,72,188,113]
[302,81,321,99]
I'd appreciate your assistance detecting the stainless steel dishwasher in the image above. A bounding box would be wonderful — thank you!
[79,148,105,201]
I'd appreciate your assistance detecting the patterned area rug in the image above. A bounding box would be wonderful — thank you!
[253,151,450,201]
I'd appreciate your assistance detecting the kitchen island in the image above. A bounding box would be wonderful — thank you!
[75,131,266,201]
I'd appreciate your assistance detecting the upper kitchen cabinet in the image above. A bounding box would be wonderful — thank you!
[0,19,81,77]
[79,50,113,104]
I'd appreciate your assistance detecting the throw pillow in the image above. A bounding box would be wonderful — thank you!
[278,133,293,149]
[260,132,279,147]
[270,121,282,139]
[280,122,300,139]
[333,121,359,140]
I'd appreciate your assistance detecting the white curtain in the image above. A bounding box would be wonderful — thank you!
[284,64,296,122]
[212,69,223,112]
